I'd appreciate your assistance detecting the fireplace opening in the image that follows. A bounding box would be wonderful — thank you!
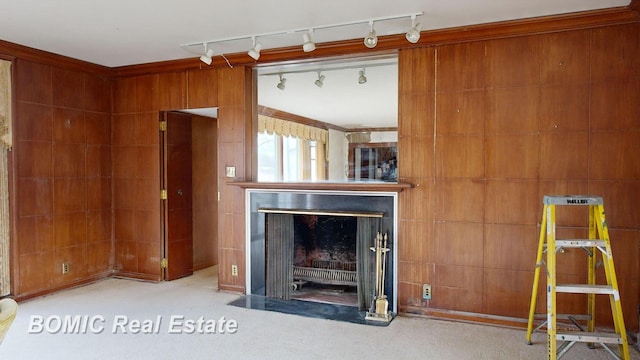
[291,215,358,307]
[263,209,383,312]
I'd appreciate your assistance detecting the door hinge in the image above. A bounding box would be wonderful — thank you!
[159,121,167,131]
[161,258,168,269]
[160,189,167,200]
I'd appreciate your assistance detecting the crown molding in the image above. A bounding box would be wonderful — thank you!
[0,39,111,76]
[111,6,639,78]
[1,6,637,78]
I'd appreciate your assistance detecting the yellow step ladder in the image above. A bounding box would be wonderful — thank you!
[526,195,630,360]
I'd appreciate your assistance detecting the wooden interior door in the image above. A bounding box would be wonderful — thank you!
[161,112,194,280]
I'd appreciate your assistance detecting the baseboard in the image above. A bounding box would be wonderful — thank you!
[14,270,115,302]
[400,305,529,329]
[218,284,245,294]
[112,271,161,282]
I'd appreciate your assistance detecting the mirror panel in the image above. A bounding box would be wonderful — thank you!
[256,54,398,183]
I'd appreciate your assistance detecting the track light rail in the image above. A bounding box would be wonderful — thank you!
[179,12,423,49]
[180,12,422,62]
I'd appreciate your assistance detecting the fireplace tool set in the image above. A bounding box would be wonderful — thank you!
[366,232,392,322]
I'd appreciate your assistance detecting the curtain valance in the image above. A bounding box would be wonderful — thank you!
[258,114,327,144]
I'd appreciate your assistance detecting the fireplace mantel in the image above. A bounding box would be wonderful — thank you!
[231,181,413,192]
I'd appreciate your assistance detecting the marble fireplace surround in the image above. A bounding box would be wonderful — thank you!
[242,183,406,314]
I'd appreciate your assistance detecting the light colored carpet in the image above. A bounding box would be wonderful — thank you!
[0,266,637,360]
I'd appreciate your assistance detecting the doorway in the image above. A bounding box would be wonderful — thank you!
[160,111,218,281]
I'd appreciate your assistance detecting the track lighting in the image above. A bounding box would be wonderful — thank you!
[182,12,422,61]
[314,72,325,88]
[302,31,316,52]
[405,14,422,44]
[248,37,262,60]
[277,74,286,90]
[358,69,367,84]
[263,59,397,89]
[199,44,214,65]
[364,21,378,49]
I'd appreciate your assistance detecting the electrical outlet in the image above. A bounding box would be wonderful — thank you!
[422,284,431,300]
[62,262,70,274]
[231,265,238,276]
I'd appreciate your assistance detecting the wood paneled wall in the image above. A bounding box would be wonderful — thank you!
[4,5,638,331]
[110,68,224,281]
[397,23,640,329]
[192,115,218,270]
[111,74,163,279]
[216,67,254,292]
[13,59,113,298]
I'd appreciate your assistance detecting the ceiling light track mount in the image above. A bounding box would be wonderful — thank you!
[181,11,423,64]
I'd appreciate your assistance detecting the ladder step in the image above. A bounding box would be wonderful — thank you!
[557,331,623,344]
[543,195,603,206]
[556,284,616,295]
[555,240,606,248]
[535,314,591,321]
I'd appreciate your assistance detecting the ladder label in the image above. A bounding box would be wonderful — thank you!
[566,198,588,204]
[543,195,603,205]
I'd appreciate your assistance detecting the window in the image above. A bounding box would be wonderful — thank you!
[258,132,323,182]
[257,115,327,182]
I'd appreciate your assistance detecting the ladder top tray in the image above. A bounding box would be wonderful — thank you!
[543,195,603,206]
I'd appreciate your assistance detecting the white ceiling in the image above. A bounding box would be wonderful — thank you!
[0,0,630,128]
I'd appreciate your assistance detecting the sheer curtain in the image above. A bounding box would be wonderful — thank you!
[0,60,12,296]
[265,213,294,300]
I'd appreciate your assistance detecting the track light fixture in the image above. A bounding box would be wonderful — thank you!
[314,72,325,88]
[364,21,378,49]
[248,37,262,60]
[302,30,316,52]
[277,74,287,90]
[262,59,397,90]
[199,44,214,65]
[358,69,367,84]
[181,12,422,61]
[405,14,422,44]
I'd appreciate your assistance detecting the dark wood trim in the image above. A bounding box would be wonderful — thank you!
[219,284,245,293]
[630,0,640,13]
[400,306,580,332]
[13,271,114,302]
[346,127,397,133]
[258,105,347,132]
[113,271,162,282]
[0,39,111,76]
[229,181,412,192]
[0,54,15,62]
[401,305,529,329]
[110,7,639,77]
[416,6,638,47]
[349,142,397,148]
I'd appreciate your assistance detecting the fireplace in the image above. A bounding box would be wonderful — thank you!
[245,189,397,314]
[291,214,357,305]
